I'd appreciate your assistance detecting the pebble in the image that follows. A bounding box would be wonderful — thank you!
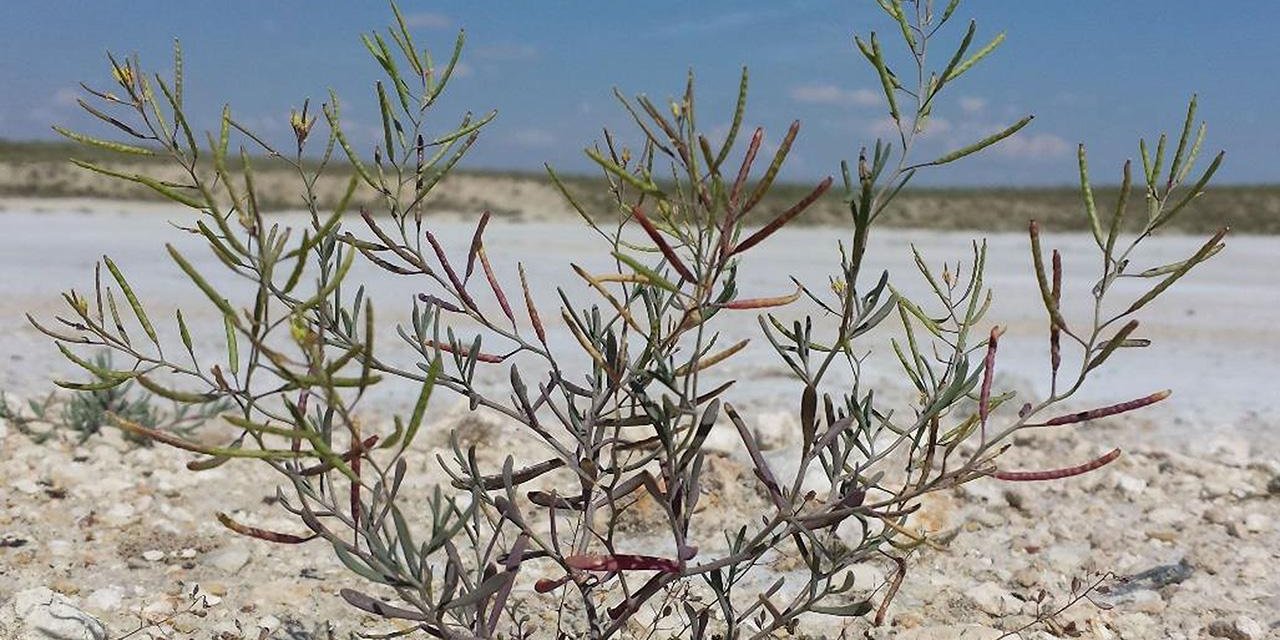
[84,585,126,613]
[1207,615,1266,640]
[1117,588,1166,614]
[204,545,251,574]
[0,587,107,640]
[968,581,1019,617]
[1043,542,1092,573]
[256,615,283,632]
[1240,513,1270,534]
[1146,506,1189,528]
[1113,473,1148,496]
[142,549,165,562]
[1013,567,1040,588]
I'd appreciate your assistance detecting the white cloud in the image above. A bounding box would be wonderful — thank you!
[994,132,1071,159]
[53,87,80,108]
[866,115,950,139]
[790,84,880,107]
[402,12,451,30]
[510,128,556,148]
[959,96,987,114]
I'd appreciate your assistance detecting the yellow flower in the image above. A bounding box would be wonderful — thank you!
[112,63,134,88]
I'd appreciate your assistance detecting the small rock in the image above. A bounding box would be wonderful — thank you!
[1207,615,1266,640]
[0,587,108,640]
[1113,473,1147,496]
[142,549,165,562]
[179,547,198,559]
[1043,542,1091,573]
[1203,506,1234,526]
[968,581,1019,617]
[1241,513,1270,534]
[204,545,251,574]
[256,615,283,632]
[1109,588,1165,614]
[1267,475,1280,495]
[1146,506,1189,528]
[1013,567,1040,588]
[85,586,126,613]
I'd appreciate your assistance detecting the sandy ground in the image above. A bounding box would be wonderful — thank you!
[1,200,1278,638]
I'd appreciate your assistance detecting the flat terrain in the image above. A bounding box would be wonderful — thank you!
[1,203,1278,638]
[4,140,1280,234]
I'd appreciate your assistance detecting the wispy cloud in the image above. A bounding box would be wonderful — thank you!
[993,132,1070,160]
[790,84,880,108]
[958,96,987,114]
[401,12,452,30]
[867,115,951,139]
[53,88,79,108]
[510,128,556,148]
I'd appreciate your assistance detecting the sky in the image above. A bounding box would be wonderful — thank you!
[1,1,1276,186]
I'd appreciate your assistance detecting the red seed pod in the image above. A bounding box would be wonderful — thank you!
[1032,390,1170,427]
[994,448,1122,482]
[216,512,316,544]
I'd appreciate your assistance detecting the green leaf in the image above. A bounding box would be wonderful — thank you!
[53,126,155,156]
[166,244,237,318]
[917,115,1033,167]
[612,251,680,293]
[1077,144,1104,250]
[946,31,1005,81]
[223,312,239,375]
[402,356,441,452]
[1168,94,1197,185]
[811,601,873,617]
[102,256,161,352]
[70,159,205,209]
[1124,227,1228,316]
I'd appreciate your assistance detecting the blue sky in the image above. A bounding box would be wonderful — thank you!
[2,2,1276,185]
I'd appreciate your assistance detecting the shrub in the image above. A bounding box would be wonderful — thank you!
[2,351,226,445]
[34,1,1226,637]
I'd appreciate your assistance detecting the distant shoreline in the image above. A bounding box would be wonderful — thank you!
[3,139,1277,233]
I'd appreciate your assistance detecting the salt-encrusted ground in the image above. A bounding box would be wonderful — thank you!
[2,204,1277,639]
